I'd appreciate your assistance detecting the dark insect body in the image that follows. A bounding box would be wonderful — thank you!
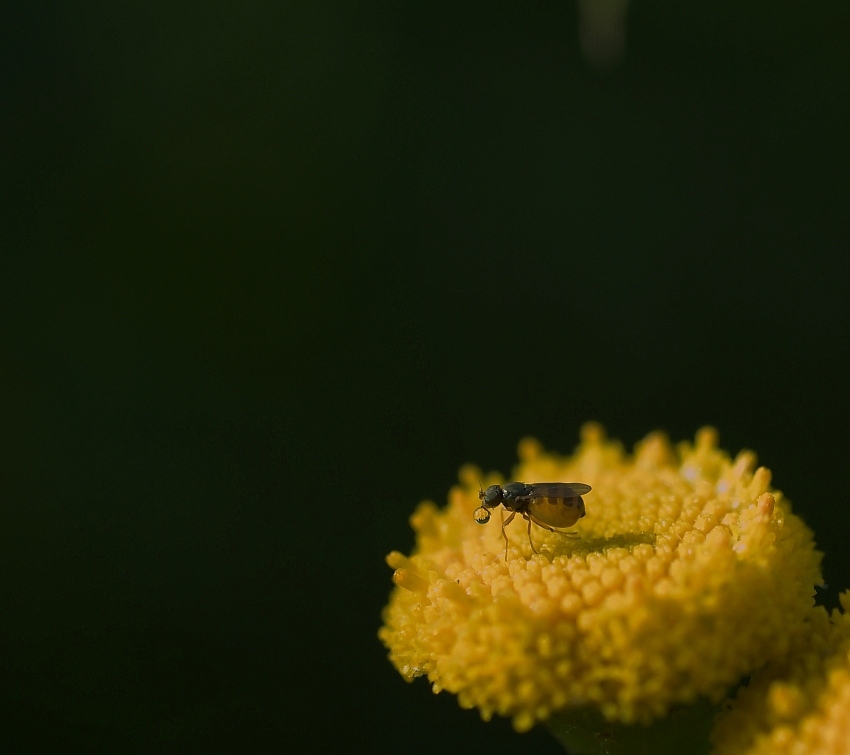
[473,482,591,559]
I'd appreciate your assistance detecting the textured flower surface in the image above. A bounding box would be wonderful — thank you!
[379,424,823,732]
[711,593,850,755]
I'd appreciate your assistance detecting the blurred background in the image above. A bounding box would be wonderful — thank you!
[3,1,849,752]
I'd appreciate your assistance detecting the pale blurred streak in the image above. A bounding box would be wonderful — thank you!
[577,0,629,68]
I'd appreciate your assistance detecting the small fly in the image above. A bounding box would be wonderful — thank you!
[473,482,591,559]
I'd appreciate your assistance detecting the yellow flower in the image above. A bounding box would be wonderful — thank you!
[711,593,850,755]
[379,424,822,732]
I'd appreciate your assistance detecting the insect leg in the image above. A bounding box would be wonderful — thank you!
[525,514,538,554]
[501,510,517,560]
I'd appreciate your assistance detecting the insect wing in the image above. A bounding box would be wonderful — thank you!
[525,483,591,498]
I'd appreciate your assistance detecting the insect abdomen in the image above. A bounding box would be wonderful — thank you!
[527,497,584,529]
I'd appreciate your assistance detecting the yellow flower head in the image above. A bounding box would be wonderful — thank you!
[711,593,850,755]
[379,424,823,731]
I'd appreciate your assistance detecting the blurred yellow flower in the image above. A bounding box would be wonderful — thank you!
[379,424,823,732]
[711,592,850,755]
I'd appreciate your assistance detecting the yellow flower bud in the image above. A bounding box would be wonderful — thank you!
[379,425,822,731]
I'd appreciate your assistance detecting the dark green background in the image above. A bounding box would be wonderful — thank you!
[3,2,849,752]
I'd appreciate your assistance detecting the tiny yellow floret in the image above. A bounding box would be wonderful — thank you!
[711,592,850,755]
[379,424,823,731]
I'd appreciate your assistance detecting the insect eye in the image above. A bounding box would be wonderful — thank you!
[473,507,491,524]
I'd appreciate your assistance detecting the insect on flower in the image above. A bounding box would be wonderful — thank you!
[473,482,591,559]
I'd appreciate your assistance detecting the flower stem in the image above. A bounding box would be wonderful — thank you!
[546,699,719,755]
